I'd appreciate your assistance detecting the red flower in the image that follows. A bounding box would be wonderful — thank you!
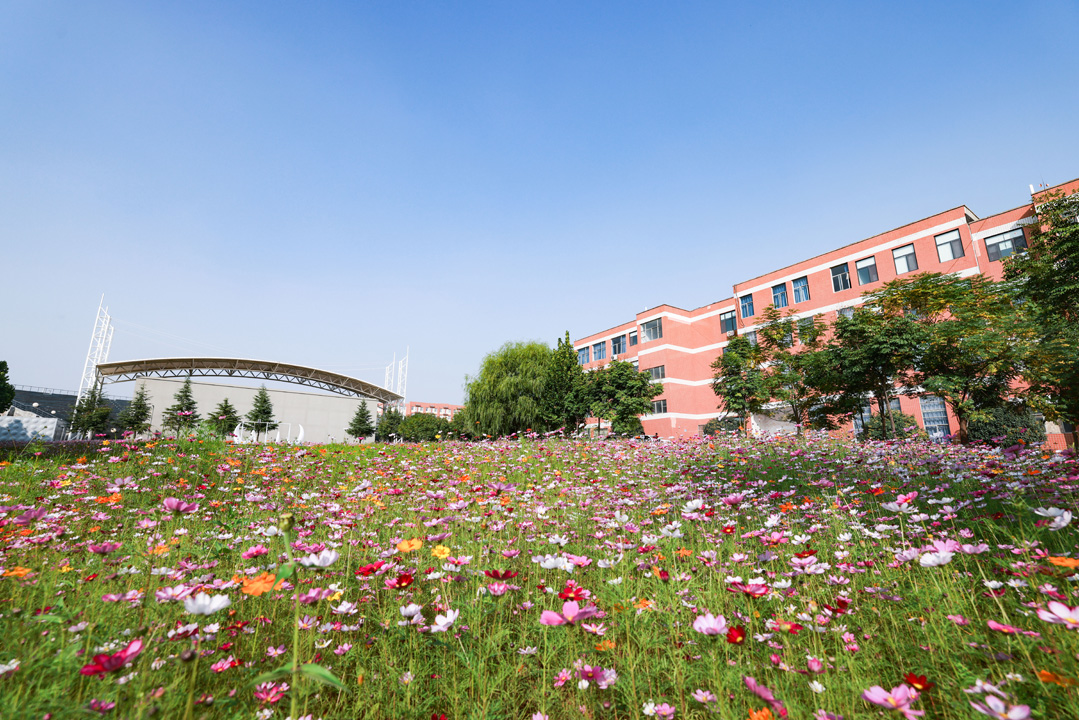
[484,570,519,580]
[822,597,850,615]
[726,626,746,645]
[903,673,935,691]
[80,638,144,676]
[387,573,413,589]
[722,525,736,534]
[354,561,386,577]
[794,550,817,559]
[431,714,448,720]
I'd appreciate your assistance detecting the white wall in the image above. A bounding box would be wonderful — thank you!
[138,378,375,444]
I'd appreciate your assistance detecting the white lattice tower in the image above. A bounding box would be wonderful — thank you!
[76,296,114,405]
[395,347,408,411]
[384,352,396,394]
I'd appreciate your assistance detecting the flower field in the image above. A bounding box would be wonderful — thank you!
[1,434,1078,720]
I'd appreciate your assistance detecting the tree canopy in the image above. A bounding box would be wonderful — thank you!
[116,383,153,436]
[206,398,242,438]
[347,402,375,440]
[162,377,200,436]
[0,361,14,414]
[585,359,663,436]
[464,341,552,437]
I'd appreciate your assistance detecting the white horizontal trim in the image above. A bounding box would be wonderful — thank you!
[638,304,737,326]
[738,217,968,297]
[971,217,1035,241]
[637,341,728,356]
[659,377,717,387]
[645,411,725,421]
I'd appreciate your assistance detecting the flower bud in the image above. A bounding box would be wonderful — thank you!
[180,649,196,663]
[278,513,295,532]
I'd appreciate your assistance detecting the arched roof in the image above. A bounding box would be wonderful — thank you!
[96,358,402,404]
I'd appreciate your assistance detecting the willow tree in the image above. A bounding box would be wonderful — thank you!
[464,341,553,437]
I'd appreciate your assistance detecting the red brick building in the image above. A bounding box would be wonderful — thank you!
[405,401,464,421]
[574,177,1079,447]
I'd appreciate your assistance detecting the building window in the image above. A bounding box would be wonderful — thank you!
[611,334,626,355]
[831,263,851,292]
[647,365,665,381]
[651,399,667,414]
[856,256,879,285]
[744,331,757,346]
[577,347,589,365]
[720,310,737,334]
[935,229,964,262]
[838,306,855,319]
[851,404,873,435]
[772,284,788,308]
[985,228,1028,262]
[892,244,918,274]
[740,294,755,318]
[641,318,663,342]
[792,276,811,303]
[629,330,638,346]
[920,395,951,441]
[592,342,606,361]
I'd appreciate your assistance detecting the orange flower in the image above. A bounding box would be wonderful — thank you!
[633,597,653,610]
[95,493,122,504]
[397,538,423,553]
[3,566,33,578]
[242,572,285,596]
[748,709,774,720]
[1038,670,1078,687]
[675,547,692,558]
[1048,556,1079,569]
[149,545,170,556]
[595,639,616,652]
[779,502,794,513]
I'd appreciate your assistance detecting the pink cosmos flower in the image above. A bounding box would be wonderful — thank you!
[969,695,1031,719]
[540,600,598,626]
[947,614,969,625]
[79,638,144,676]
[653,703,676,718]
[692,689,717,704]
[162,497,198,514]
[88,542,122,555]
[692,612,728,636]
[242,545,269,559]
[553,669,572,687]
[861,684,923,719]
[1036,601,1079,629]
[253,681,289,704]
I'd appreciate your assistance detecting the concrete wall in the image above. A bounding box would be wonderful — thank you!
[0,416,67,442]
[139,378,375,444]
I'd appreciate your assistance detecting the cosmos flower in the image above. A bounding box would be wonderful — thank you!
[183,592,232,616]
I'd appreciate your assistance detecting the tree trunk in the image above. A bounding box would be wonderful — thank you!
[957,415,969,444]
[876,396,889,439]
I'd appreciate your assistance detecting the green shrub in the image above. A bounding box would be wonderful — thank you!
[967,403,1047,446]
[703,417,742,435]
[859,411,927,441]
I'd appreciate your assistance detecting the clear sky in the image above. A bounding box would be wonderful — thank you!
[3,1,1078,405]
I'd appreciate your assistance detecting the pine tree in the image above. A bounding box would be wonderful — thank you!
[162,376,200,435]
[245,385,278,440]
[347,402,375,441]
[375,407,404,442]
[207,398,242,438]
[117,383,153,437]
[71,385,112,438]
[0,361,14,414]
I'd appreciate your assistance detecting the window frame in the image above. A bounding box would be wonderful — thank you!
[629,330,638,346]
[577,347,590,365]
[744,331,757,346]
[831,263,852,292]
[856,256,879,285]
[651,399,668,414]
[641,318,663,342]
[719,310,737,334]
[984,228,1027,262]
[892,244,918,275]
[934,229,965,263]
[611,334,626,355]
[772,283,789,309]
[792,276,811,304]
[647,365,665,381]
[592,341,606,361]
[740,294,755,318]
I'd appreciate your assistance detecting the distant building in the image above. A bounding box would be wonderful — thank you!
[405,401,464,420]
[574,176,1079,448]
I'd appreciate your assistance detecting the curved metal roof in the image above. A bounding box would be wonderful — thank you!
[96,357,402,404]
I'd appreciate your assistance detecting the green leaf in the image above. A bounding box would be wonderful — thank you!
[274,562,296,583]
[249,662,293,686]
[36,615,63,624]
[300,663,347,691]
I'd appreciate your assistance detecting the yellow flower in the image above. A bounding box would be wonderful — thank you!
[432,545,451,559]
[397,538,423,553]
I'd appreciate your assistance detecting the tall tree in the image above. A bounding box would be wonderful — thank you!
[397,412,450,442]
[375,407,404,442]
[1005,190,1079,448]
[116,383,153,436]
[710,335,768,433]
[162,377,200,436]
[585,359,664,436]
[347,402,375,441]
[541,332,589,433]
[871,272,1033,443]
[464,341,553,437]
[70,385,112,438]
[206,398,242,438]
[0,361,14,414]
[245,385,278,440]
[755,306,828,432]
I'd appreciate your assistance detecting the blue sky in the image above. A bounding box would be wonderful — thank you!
[3,1,1078,404]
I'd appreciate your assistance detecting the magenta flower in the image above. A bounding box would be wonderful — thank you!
[744,676,788,717]
[653,703,676,719]
[692,612,728,636]
[861,684,923,719]
[242,545,269,559]
[79,638,144,676]
[539,600,598,626]
[88,542,122,555]
[1036,601,1079,629]
[162,497,198,514]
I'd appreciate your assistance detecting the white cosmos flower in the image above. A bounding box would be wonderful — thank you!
[298,549,340,568]
[430,608,459,633]
[919,551,954,567]
[183,592,232,616]
[400,603,423,618]
[809,680,825,694]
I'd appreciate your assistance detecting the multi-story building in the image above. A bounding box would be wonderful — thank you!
[405,401,464,421]
[574,177,1079,447]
